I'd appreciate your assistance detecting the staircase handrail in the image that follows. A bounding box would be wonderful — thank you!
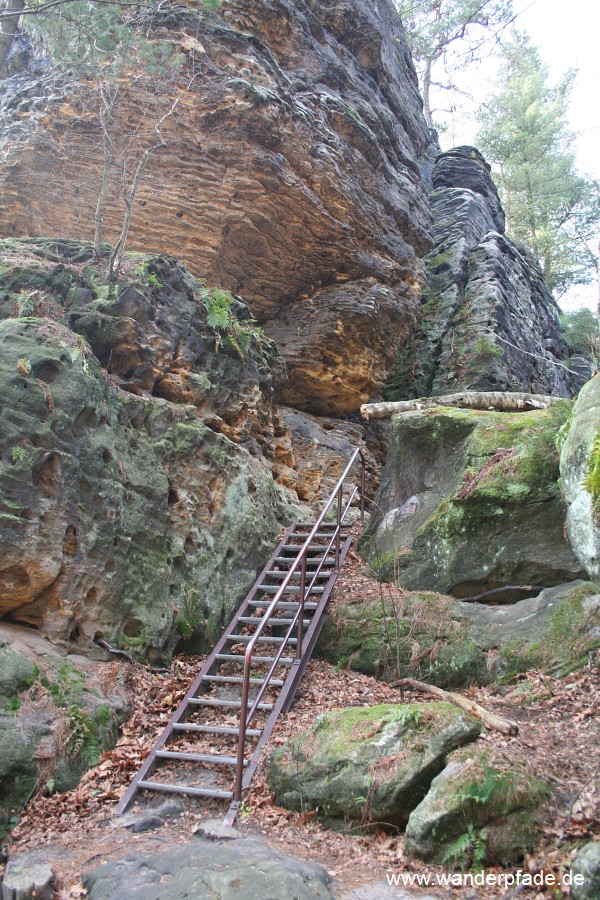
[233,448,365,801]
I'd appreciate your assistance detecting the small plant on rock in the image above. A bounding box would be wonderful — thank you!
[441,823,487,870]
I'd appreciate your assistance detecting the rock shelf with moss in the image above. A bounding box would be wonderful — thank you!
[267,702,480,826]
[361,404,584,596]
[0,240,303,659]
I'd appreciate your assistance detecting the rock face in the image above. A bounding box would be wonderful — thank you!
[0,240,302,656]
[560,374,600,580]
[361,405,585,596]
[275,406,387,506]
[268,702,480,825]
[317,582,600,687]
[83,834,334,900]
[405,745,551,865]
[385,147,576,400]
[0,0,433,416]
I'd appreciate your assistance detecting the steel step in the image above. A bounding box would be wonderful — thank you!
[257,585,325,594]
[227,633,297,645]
[282,543,336,551]
[265,570,330,579]
[172,723,262,737]
[274,556,335,566]
[247,600,318,610]
[155,750,247,766]
[188,697,274,711]
[137,780,233,800]
[237,617,310,628]
[215,652,294,665]
[202,674,285,687]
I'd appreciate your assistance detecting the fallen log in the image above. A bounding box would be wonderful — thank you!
[392,677,519,736]
[360,390,563,420]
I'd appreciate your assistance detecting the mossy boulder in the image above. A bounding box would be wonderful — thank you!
[560,373,600,580]
[405,745,551,865]
[571,842,600,900]
[0,241,303,659]
[267,702,480,826]
[361,405,585,595]
[316,581,600,687]
[0,624,130,839]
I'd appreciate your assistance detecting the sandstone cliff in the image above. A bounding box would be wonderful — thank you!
[385,147,578,400]
[0,0,433,416]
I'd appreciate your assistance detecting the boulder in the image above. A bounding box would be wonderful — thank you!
[317,582,600,687]
[361,405,585,596]
[0,0,433,415]
[275,406,387,506]
[268,702,480,825]
[386,147,577,401]
[0,623,130,840]
[405,745,551,865]
[560,373,600,580]
[571,842,600,900]
[0,244,302,656]
[1,850,55,900]
[83,835,334,900]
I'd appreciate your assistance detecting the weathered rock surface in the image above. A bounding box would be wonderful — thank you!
[317,582,600,686]
[0,622,130,839]
[560,374,600,580]
[275,406,387,506]
[0,0,433,415]
[571,842,600,900]
[385,147,577,400]
[1,850,55,900]
[404,745,551,865]
[361,405,585,596]
[0,241,302,655]
[268,702,480,825]
[83,834,334,899]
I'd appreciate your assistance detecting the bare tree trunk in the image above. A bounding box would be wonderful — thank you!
[361,391,563,420]
[94,85,117,260]
[106,78,194,280]
[0,0,25,76]
[422,57,433,128]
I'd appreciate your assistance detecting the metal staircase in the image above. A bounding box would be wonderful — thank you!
[114,449,365,824]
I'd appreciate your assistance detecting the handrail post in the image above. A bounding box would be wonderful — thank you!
[296,555,306,660]
[360,452,366,523]
[335,486,342,567]
[234,650,251,802]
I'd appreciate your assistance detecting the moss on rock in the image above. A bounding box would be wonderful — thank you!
[317,581,600,687]
[267,702,480,826]
[362,405,584,598]
[405,744,552,865]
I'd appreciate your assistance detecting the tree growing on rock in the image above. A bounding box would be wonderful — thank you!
[396,0,513,128]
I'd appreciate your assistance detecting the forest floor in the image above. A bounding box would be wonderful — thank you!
[2,558,599,898]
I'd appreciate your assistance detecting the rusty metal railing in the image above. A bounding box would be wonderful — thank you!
[232,449,365,801]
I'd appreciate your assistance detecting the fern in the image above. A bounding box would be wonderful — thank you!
[583,429,600,512]
[442,824,487,870]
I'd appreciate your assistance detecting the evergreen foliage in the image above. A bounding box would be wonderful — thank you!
[477,32,600,294]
